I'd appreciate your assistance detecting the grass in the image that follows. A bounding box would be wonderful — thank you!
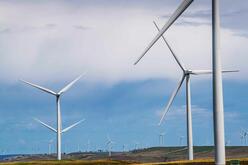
[136,158,248,165]
[2,146,248,165]
[0,160,132,165]
[1,159,248,165]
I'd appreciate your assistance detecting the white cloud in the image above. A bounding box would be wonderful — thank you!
[0,1,246,85]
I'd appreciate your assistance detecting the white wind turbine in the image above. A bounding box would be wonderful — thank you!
[159,132,165,146]
[152,21,238,160]
[87,139,91,152]
[240,129,248,145]
[134,0,194,159]
[240,131,244,145]
[21,75,85,160]
[134,142,140,150]
[122,144,126,152]
[48,138,54,155]
[244,130,248,145]
[106,136,114,157]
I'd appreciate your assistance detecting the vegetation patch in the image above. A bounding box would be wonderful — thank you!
[136,158,248,165]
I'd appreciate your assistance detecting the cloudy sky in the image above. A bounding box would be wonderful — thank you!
[0,0,248,154]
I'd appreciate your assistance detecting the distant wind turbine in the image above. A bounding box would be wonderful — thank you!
[159,132,165,146]
[122,144,126,152]
[87,139,91,152]
[240,129,248,145]
[106,135,115,157]
[240,131,244,145]
[134,142,139,150]
[48,138,54,155]
[21,74,85,160]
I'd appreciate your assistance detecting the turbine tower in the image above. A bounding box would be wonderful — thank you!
[21,74,85,160]
[212,0,226,164]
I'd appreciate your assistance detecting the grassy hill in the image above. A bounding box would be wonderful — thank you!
[1,146,248,164]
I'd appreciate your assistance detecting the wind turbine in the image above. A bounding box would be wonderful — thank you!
[159,132,165,146]
[240,129,248,145]
[87,139,91,152]
[106,136,114,157]
[21,74,85,160]
[244,130,248,145]
[135,14,237,160]
[122,144,127,152]
[134,142,140,150]
[48,138,54,155]
[152,20,238,160]
[133,0,193,159]
[240,131,244,145]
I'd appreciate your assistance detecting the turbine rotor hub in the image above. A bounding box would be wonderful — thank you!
[184,70,193,75]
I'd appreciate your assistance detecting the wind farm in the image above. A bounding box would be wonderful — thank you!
[0,0,248,165]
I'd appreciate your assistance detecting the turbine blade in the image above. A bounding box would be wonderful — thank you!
[191,70,211,75]
[61,119,85,133]
[134,0,194,65]
[58,74,85,95]
[153,21,185,71]
[33,118,57,133]
[191,69,239,75]
[222,70,239,73]
[20,80,57,96]
[158,75,185,126]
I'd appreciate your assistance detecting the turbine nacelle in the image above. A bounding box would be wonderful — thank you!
[184,70,194,75]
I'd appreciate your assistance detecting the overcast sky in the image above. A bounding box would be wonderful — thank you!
[0,0,248,154]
